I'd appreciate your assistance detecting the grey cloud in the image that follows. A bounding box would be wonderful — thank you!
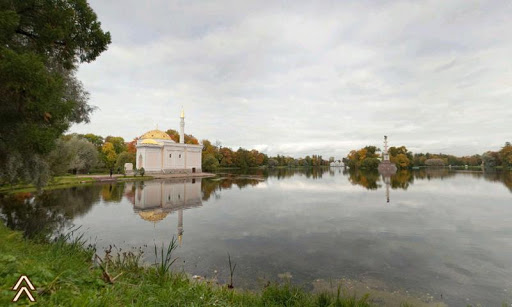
[72,0,512,159]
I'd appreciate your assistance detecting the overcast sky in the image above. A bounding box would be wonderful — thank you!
[71,0,512,158]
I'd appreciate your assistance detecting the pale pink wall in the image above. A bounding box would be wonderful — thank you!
[145,149,162,170]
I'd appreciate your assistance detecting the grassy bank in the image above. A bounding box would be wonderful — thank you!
[0,224,374,306]
[0,175,154,194]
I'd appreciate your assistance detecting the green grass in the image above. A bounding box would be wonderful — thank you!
[0,224,373,306]
[0,175,154,193]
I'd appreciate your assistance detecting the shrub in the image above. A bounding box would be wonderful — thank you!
[139,167,145,176]
[424,158,445,167]
[202,154,219,172]
[360,158,380,170]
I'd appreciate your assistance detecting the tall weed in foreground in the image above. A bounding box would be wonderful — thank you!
[227,253,237,288]
[315,289,371,307]
[154,236,179,278]
[51,225,95,257]
[261,282,308,306]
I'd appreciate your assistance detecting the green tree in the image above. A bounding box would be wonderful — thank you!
[115,151,136,173]
[82,133,104,150]
[68,137,98,174]
[0,0,111,186]
[482,151,497,170]
[267,159,278,168]
[47,136,98,175]
[360,157,380,170]
[202,154,219,172]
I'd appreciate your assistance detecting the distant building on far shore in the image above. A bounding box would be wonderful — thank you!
[330,160,344,167]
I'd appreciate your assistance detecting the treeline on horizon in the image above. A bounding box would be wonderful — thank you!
[42,130,331,176]
[41,130,512,180]
[344,143,512,171]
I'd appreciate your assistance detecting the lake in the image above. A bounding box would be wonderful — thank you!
[1,168,512,306]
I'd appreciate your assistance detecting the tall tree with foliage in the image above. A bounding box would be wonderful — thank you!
[499,142,512,169]
[101,142,117,173]
[0,0,111,186]
[105,136,126,154]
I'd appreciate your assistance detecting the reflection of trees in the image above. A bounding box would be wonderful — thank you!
[202,176,262,201]
[413,168,456,180]
[203,168,331,200]
[347,169,414,191]
[348,169,380,190]
[101,182,125,203]
[0,185,102,240]
[482,171,512,192]
[218,167,330,180]
[390,170,414,190]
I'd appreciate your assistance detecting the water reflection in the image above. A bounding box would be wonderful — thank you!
[1,168,512,306]
[2,169,511,242]
[126,179,202,245]
[0,186,102,239]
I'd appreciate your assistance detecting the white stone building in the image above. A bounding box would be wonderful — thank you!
[135,110,202,173]
[330,160,343,167]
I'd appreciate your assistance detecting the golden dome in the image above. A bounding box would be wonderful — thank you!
[140,129,173,141]
[138,211,169,223]
[140,138,161,145]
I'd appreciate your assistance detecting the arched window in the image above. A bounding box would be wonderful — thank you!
[169,154,172,158]
[138,154,143,168]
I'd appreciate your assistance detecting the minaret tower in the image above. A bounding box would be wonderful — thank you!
[180,108,185,144]
[383,135,389,161]
[378,135,397,175]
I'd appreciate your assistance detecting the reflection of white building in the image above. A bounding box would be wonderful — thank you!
[136,110,202,173]
[330,160,343,167]
[128,179,202,245]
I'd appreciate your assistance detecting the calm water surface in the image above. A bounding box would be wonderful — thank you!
[1,168,512,306]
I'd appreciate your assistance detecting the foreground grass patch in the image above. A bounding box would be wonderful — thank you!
[0,224,373,306]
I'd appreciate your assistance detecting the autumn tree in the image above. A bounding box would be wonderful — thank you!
[345,146,380,170]
[393,153,411,169]
[388,146,412,169]
[165,129,180,143]
[105,136,126,154]
[219,147,234,167]
[126,137,138,153]
[499,142,512,169]
[165,129,199,144]
[101,142,117,174]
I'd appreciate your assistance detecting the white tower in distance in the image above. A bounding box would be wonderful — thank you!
[180,108,185,144]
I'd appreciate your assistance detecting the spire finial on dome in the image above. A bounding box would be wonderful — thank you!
[180,106,184,118]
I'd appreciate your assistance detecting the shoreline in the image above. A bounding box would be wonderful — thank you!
[0,172,216,194]
[0,223,375,306]
[0,223,450,306]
